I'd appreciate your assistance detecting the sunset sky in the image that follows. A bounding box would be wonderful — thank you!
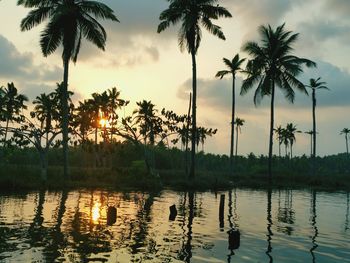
[0,0,349,157]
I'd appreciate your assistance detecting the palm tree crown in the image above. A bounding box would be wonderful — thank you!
[216,55,246,79]
[157,0,232,54]
[18,0,119,62]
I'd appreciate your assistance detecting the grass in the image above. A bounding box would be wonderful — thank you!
[1,164,349,192]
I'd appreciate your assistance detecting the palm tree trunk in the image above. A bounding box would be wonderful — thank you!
[290,143,293,159]
[310,134,312,157]
[346,134,349,155]
[62,57,70,181]
[312,90,316,158]
[230,76,235,177]
[235,125,239,157]
[3,118,10,147]
[185,93,192,176]
[189,50,197,180]
[268,83,275,180]
[278,141,281,158]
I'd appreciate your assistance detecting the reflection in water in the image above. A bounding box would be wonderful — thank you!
[91,200,101,223]
[266,188,273,263]
[310,190,318,263]
[1,189,350,262]
[346,192,349,231]
[276,190,295,235]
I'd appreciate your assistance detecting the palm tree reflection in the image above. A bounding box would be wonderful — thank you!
[276,190,295,235]
[227,189,239,262]
[310,190,318,263]
[345,192,349,231]
[266,188,273,263]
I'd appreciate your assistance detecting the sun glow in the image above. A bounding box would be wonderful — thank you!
[92,201,101,223]
[99,109,110,128]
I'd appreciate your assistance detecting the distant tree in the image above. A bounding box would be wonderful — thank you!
[18,0,119,180]
[158,0,232,179]
[241,23,316,178]
[274,125,284,157]
[234,117,245,157]
[285,123,300,159]
[340,128,350,155]
[0,82,28,146]
[305,77,328,158]
[216,54,245,176]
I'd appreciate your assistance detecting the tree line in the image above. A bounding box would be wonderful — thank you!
[0,0,349,183]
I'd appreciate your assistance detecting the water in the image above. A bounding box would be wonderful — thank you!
[0,189,349,262]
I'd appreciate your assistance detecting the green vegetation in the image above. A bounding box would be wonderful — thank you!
[1,145,349,191]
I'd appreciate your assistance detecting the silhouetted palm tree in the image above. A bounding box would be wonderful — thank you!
[158,0,232,179]
[1,82,28,146]
[274,125,284,158]
[216,54,245,176]
[18,0,119,179]
[340,128,350,155]
[285,123,299,159]
[305,78,328,158]
[234,117,245,157]
[241,23,316,178]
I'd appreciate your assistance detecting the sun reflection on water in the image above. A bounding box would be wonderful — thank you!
[92,201,101,223]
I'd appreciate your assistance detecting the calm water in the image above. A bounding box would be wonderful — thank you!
[0,189,349,263]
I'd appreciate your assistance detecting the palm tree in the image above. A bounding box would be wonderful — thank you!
[1,82,28,146]
[241,23,316,178]
[305,78,328,158]
[216,54,246,176]
[274,125,284,157]
[234,117,245,157]
[18,0,119,180]
[340,128,350,155]
[285,123,300,159]
[157,0,232,179]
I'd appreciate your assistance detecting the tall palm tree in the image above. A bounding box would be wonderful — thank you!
[340,128,350,155]
[216,54,245,176]
[241,23,316,178]
[157,0,232,179]
[305,78,328,158]
[18,0,119,180]
[234,117,245,157]
[1,82,28,146]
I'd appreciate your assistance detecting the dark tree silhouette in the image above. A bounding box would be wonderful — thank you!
[158,0,232,179]
[305,78,328,158]
[340,128,350,155]
[234,117,245,157]
[18,0,119,180]
[216,54,245,176]
[241,23,316,178]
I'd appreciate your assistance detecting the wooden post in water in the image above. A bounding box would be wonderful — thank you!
[219,194,225,229]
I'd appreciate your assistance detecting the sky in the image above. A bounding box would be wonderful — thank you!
[0,0,349,157]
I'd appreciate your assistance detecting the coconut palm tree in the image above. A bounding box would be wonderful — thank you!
[305,78,328,158]
[1,82,28,146]
[234,117,245,157]
[157,0,232,179]
[241,23,316,178]
[340,128,350,155]
[216,54,246,176]
[18,0,119,180]
[285,123,300,159]
[274,125,284,158]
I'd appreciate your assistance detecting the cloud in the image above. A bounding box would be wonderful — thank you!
[0,34,62,82]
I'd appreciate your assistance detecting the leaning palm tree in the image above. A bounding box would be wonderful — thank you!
[234,117,245,157]
[340,128,350,155]
[241,23,316,178]
[305,78,328,158]
[216,54,246,176]
[18,0,119,180]
[157,0,232,179]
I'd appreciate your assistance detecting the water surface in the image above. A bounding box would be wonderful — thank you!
[0,189,349,262]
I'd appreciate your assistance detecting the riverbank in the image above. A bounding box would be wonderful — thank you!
[1,164,349,191]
